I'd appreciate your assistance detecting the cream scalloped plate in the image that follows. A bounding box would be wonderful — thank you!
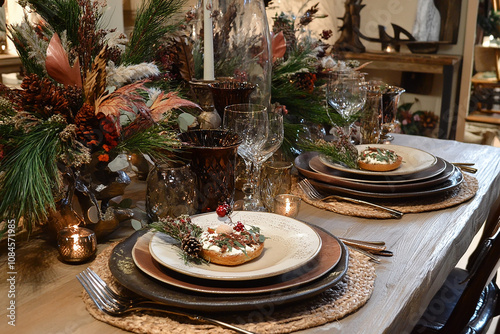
[149,211,322,281]
[319,144,437,176]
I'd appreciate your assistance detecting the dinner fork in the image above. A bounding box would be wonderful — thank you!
[297,178,404,219]
[77,269,255,334]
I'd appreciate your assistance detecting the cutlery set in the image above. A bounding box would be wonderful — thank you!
[452,162,477,174]
[77,268,255,334]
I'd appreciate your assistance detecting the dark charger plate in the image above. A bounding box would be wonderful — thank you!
[295,151,456,193]
[308,167,463,200]
[109,227,349,313]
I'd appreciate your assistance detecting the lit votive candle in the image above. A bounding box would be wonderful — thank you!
[57,225,97,263]
[273,194,301,218]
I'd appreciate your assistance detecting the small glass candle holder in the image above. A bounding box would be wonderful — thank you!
[273,194,301,218]
[57,226,97,263]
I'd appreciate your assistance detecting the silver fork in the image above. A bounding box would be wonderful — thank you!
[298,178,404,219]
[77,269,255,334]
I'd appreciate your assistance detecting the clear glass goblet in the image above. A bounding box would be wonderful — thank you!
[248,111,284,211]
[327,71,367,138]
[223,104,268,210]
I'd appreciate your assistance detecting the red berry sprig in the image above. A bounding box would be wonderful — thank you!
[233,222,245,232]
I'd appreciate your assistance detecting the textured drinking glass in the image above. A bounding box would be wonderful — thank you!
[360,87,382,144]
[259,161,293,212]
[381,86,405,141]
[178,130,241,213]
[146,163,196,220]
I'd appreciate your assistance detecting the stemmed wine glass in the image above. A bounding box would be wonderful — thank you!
[248,112,284,211]
[326,71,367,138]
[223,104,268,211]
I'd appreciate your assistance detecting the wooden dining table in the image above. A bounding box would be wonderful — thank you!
[2,133,500,334]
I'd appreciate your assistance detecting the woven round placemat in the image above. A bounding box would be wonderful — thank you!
[294,174,478,219]
[82,244,376,334]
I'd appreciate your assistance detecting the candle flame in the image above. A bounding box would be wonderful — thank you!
[71,233,81,251]
[285,198,291,214]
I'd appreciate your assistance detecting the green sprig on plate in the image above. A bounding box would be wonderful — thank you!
[150,215,207,265]
[302,138,359,169]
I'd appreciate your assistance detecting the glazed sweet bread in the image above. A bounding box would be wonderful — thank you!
[199,223,265,266]
[358,147,403,172]
[200,242,264,266]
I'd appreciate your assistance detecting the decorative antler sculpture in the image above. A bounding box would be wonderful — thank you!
[334,0,366,53]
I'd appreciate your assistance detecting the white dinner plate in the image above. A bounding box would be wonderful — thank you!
[319,144,437,176]
[149,211,322,281]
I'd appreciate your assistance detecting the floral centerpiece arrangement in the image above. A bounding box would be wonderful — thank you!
[266,1,368,157]
[396,99,439,137]
[0,0,200,237]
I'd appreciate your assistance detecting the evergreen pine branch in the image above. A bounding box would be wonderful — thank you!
[0,121,66,231]
[272,48,317,80]
[122,0,185,65]
[23,0,81,47]
[8,22,47,77]
[115,125,180,163]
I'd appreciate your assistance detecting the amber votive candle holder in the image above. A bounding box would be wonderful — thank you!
[273,194,301,218]
[57,226,97,263]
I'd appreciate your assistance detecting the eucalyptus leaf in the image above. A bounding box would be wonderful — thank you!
[178,112,197,132]
[131,219,143,231]
[108,154,130,172]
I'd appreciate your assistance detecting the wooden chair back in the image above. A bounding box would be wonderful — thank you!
[442,197,500,333]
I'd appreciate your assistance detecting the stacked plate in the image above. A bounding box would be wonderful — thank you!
[295,144,463,199]
[108,211,349,312]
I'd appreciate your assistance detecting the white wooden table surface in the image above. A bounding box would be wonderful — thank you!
[296,134,500,334]
[1,134,500,334]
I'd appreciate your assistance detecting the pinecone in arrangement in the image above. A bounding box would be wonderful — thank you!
[294,73,317,94]
[74,102,101,148]
[272,13,296,52]
[181,235,202,258]
[20,74,72,119]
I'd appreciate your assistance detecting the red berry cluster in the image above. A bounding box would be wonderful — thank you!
[233,222,245,232]
[216,203,232,217]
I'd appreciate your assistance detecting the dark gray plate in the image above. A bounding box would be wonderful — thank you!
[296,151,447,184]
[308,167,463,200]
[296,152,455,193]
[109,227,349,312]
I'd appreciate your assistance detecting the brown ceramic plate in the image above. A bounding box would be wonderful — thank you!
[132,228,341,294]
[319,144,437,176]
[108,228,349,312]
[296,151,446,185]
[306,155,453,193]
[307,166,463,199]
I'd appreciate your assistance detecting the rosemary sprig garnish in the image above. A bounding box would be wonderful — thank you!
[149,215,202,240]
[302,138,359,169]
[150,215,207,265]
[359,147,398,163]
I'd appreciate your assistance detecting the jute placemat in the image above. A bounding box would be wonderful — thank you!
[82,244,376,334]
[294,174,478,219]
